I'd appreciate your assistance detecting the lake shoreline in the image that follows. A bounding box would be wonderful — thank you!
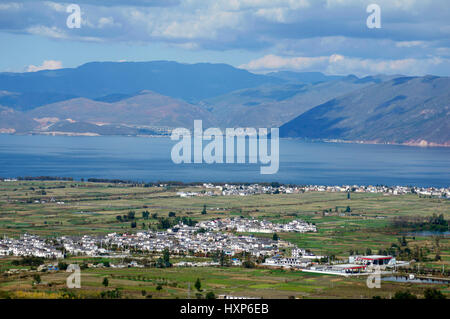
[3,132,450,148]
[1,134,449,187]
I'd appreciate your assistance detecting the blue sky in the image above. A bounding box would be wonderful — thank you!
[1,0,449,76]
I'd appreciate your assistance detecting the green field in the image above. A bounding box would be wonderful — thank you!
[0,180,448,299]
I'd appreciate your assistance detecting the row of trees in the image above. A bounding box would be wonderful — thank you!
[116,210,200,229]
[375,288,446,299]
[392,213,448,231]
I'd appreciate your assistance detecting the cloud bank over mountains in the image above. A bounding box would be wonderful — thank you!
[240,54,447,76]
[1,0,449,75]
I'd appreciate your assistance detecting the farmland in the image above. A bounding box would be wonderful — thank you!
[0,180,448,299]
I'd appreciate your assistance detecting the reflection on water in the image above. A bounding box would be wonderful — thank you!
[406,231,450,237]
[382,276,449,284]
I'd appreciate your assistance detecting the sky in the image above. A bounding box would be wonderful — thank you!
[0,0,449,76]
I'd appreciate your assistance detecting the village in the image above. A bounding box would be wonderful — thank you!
[0,218,315,260]
[0,217,411,277]
[176,183,450,198]
[198,217,317,233]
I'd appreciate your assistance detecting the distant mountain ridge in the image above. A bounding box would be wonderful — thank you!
[200,75,394,128]
[28,90,216,128]
[0,60,448,145]
[279,75,450,146]
[0,61,283,104]
[267,71,344,83]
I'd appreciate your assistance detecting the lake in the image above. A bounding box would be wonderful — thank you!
[0,135,449,186]
[405,231,450,237]
[382,276,449,285]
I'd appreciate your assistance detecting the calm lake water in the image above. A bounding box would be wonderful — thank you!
[405,231,450,237]
[0,135,449,186]
[382,276,449,284]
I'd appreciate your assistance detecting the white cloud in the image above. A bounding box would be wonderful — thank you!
[44,1,66,12]
[98,17,116,28]
[240,54,449,76]
[0,2,22,10]
[240,54,329,70]
[26,60,63,72]
[1,0,449,76]
[26,25,67,39]
[395,41,425,48]
[255,7,287,23]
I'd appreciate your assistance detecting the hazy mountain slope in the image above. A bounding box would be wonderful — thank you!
[0,61,283,103]
[45,120,163,136]
[279,76,450,145]
[0,91,77,111]
[266,71,344,83]
[0,106,39,133]
[202,75,391,128]
[28,91,216,128]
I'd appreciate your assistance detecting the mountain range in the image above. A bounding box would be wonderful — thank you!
[0,61,448,146]
[279,75,450,146]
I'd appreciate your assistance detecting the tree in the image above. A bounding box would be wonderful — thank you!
[272,233,279,241]
[100,288,121,299]
[142,211,149,220]
[168,211,176,217]
[102,277,109,287]
[424,288,446,299]
[219,250,226,267]
[116,215,122,222]
[194,278,202,291]
[345,206,351,213]
[201,204,207,215]
[392,290,417,299]
[141,290,147,297]
[242,260,255,268]
[156,284,163,291]
[205,291,216,299]
[131,221,137,228]
[127,211,135,220]
[347,191,351,200]
[398,236,407,247]
[33,274,41,284]
[158,218,173,230]
[163,248,171,267]
[58,262,68,270]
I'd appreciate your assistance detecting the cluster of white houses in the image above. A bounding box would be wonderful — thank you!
[0,234,63,259]
[0,222,293,259]
[0,224,407,276]
[100,227,287,257]
[175,183,450,198]
[197,217,316,233]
